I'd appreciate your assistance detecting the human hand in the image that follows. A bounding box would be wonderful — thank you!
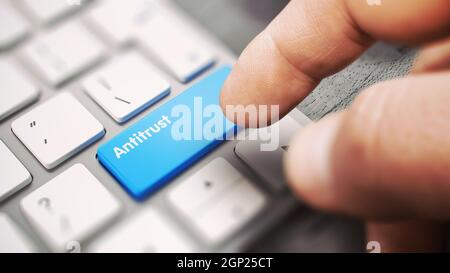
[220,0,450,252]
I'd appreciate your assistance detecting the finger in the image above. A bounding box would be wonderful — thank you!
[284,71,450,220]
[220,0,450,126]
[345,0,450,45]
[412,37,450,73]
[221,0,370,126]
[366,221,446,252]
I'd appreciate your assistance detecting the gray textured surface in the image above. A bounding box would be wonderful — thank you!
[174,0,416,252]
[299,44,415,120]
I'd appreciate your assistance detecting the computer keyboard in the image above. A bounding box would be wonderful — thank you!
[0,0,312,253]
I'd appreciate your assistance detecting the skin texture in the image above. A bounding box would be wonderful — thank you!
[220,0,450,252]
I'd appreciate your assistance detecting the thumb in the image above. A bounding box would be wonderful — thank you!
[284,71,450,221]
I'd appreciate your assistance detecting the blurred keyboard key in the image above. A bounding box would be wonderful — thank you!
[138,11,215,83]
[0,140,32,202]
[0,1,29,50]
[168,158,240,214]
[197,181,266,243]
[22,21,105,86]
[12,93,105,169]
[0,213,35,253]
[82,51,170,123]
[0,60,39,121]
[235,115,303,192]
[21,164,121,252]
[87,0,159,44]
[89,208,193,253]
[89,0,214,82]
[168,158,266,244]
[21,0,83,24]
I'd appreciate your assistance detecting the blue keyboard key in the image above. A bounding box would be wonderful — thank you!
[97,66,237,200]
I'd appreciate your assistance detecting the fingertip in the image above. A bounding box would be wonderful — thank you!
[284,113,346,211]
[219,72,239,125]
[219,74,258,128]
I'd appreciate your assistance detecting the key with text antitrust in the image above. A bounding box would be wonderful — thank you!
[97,66,237,200]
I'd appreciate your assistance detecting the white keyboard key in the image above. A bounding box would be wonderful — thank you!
[22,0,83,23]
[196,181,266,243]
[0,1,29,49]
[0,213,35,253]
[87,0,158,44]
[20,164,121,252]
[0,60,39,121]
[168,158,266,244]
[12,93,105,169]
[138,11,215,83]
[82,51,170,123]
[168,158,240,214]
[89,208,193,253]
[0,140,32,202]
[22,21,105,86]
[235,115,303,191]
[89,0,213,82]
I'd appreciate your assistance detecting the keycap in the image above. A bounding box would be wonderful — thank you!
[21,0,83,24]
[12,93,105,169]
[0,213,35,253]
[168,158,266,244]
[20,164,121,252]
[97,66,236,200]
[89,0,213,82]
[89,208,193,253]
[0,1,29,49]
[82,51,170,123]
[235,115,303,192]
[0,59,40,121]
[22,21,105,87]
[137,10,215,82]
[87,0,159,44]
[168,158,240,214]
[0,140,32,202]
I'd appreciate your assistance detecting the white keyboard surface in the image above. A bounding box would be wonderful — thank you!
[137,11,215,82]
[168,158,266,244]
[0,140,32,202]
[0,59,39,121]
[22,21,105,86]
[87,0,159,44]
[82,51,170,123]
[0,1,29,50]
[0,0,310,253]
[12,93,105,169]
[20,164,121,252]
[89,208,194,253]
[21,0,82,24]
[0,213,35,252]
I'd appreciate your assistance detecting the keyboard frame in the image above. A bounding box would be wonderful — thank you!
[0,0,312,252]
